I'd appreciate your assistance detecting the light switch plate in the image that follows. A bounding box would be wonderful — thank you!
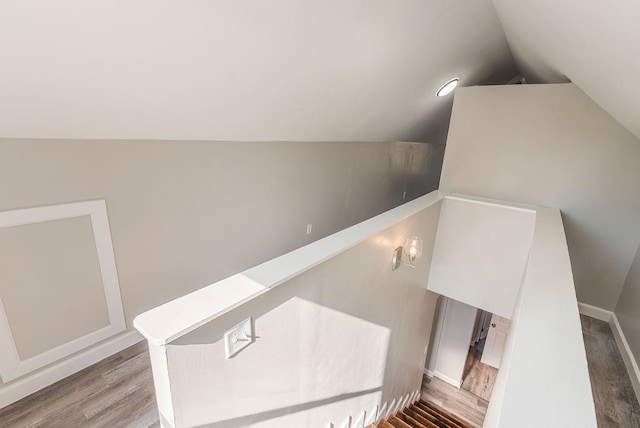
[224,317,253,359]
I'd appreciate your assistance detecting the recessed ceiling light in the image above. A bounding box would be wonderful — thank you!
[436,78,459,97]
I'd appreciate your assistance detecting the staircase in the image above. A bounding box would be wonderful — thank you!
[373,399,469,428]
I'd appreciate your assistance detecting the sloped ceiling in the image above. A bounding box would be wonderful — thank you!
[0,0,515,143]
[492,0,640,141]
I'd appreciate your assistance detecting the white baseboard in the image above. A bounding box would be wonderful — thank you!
[372,390,420,425]
[578,302,640,404]
[609,314,640,403]
[433,370,461,388]
[577,302,613,322]
[424,368,435,378]
[0,330,143,409]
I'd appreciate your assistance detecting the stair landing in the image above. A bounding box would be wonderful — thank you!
[420,375,488,428]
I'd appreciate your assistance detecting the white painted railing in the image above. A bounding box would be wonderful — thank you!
[135,192,597,428]
[135,191,444,427]
[482,205,596,427]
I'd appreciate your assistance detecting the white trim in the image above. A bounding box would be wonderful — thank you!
[366,405,378,426]
[446,194,537,214]
[424,368,435,378]
[0,330,142,409]
[0,200,126,382]
[383,399,395,420]
[433,370,461,388]
[609,314,640,403]
[352,410,366,428]
[578,303,640,405]
[577,302,613,322]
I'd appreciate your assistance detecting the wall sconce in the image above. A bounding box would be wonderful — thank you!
[392,236,423,270]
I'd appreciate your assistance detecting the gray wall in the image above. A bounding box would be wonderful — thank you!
[439,83,640,310]
[616,243,640,361]
[0,216,109,360]
[432,298,477,386]
[0,139,443,329]
[165,200,442,427]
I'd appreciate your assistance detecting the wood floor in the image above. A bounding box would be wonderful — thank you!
[421,375,488,428]
[421,344,495,428]
[0,315,639,427]
[0,342,158,428]
[460,340,497,402]
[580,314,640,427]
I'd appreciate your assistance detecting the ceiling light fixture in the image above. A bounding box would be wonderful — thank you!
[436,78,459,97]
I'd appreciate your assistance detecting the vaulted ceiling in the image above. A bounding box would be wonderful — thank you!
[3,1,636,144]
[0,0,515,143]
[491,0,640,141]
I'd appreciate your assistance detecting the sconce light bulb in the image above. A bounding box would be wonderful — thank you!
[405,236,423,264]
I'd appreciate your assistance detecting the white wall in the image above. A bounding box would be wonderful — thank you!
[439,83,640,310]
[160,200,442,427]
[616,243,640,363]
[427,196,535,318]
[0,0,516,143]
[0,139,442,391]
[491,0,640,142]
[431,298,477,387]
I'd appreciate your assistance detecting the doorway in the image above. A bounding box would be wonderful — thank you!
[461,310,509,401]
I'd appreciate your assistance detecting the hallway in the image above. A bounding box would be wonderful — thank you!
[421,340,496,428]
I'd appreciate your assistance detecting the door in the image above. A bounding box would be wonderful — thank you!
[480,314,510,369]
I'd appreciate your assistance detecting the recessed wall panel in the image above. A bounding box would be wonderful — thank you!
[0,200,125,383]
[0,216,109,360]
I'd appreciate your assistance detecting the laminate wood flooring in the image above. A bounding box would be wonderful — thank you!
[461,345,498,402]
[580,314,640,427]
[0,341,158,428]
[421,340,495,428]
[420,375,488,428]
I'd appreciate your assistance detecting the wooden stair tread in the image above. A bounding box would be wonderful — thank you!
[373,398,470,428]
[417,400,468,428]
[397,410,429,428]
[414,406,462,428]
[404,407,441,428]
[408,405,449,428]
[388,415,412,428]
[419,400,468,425]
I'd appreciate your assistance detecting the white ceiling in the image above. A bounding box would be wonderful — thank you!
[492,0,640,141]
[0,0,515,143]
